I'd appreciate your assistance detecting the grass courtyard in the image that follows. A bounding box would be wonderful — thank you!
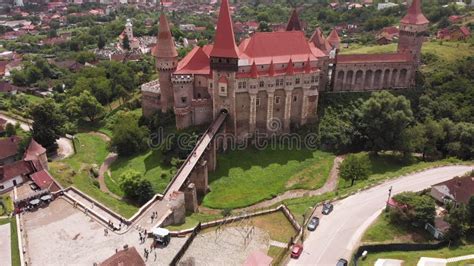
[49,132,139,218]
[108,150,176,197]
[202,147,335,209]
[0,217,21,266]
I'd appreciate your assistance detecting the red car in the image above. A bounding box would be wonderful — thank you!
[291,244,303,259]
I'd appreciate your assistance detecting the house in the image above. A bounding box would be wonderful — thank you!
[430,176,474,205]
[0,136,20,165]
[99,247,145,266]
[376,34,393,45]
[437,26,471,41]
[0,160,32,193]
[30,169,60,191]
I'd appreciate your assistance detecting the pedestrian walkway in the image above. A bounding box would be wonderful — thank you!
[0,223,11,266]
[269,240,288,248]
[417,254,474,266]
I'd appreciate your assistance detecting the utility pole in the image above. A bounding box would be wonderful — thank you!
[385,186,393,211]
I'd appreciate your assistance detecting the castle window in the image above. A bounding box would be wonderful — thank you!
[286,81,292,86]
[277,79,284,86]
[293,95,298,102]
[256,98,260,106]
[259,81,265,88]
[197,93,201,98]
[311,75,318,83]
[238,81,247,89]
[295,78,300,85]
[198,81,201,86]
[181,97,187,103]
[275,96,281,104]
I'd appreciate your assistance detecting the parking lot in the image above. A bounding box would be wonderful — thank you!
[21,198,187,265]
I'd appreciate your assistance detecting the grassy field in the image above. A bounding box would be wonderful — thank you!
[49,133,139,218]
[340,41,473,73]
[109,150,176,196]
[0,218,21,266]
[0,195,14,215]
[359,244,474,266]
[202,148,335,209]
[362,212,433,244]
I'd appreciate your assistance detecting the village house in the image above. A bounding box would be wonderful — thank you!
[437,26,471,41]
[431,176,474,206]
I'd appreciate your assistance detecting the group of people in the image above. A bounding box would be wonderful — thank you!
[150,211,159,223]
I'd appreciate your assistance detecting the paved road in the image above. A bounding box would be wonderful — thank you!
[289,165,473,266]
[0,113,74,159]
[0,223,11,266]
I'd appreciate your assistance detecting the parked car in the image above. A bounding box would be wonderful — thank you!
[322,202,334,215]
[29,183,40,191]
[307,216,320,231]
[291,244,303,259]
[337,258,348,266]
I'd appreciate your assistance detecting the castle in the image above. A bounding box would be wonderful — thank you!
[142,0,429,138]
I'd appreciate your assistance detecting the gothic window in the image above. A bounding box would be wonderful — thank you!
[293,95,297,102]
[242,82,247,89]
[275,96,281,104]
[259,81,265,88]
[295,78,300,85]
[256,98,260,106]
[181,97,187,103]
[197,93,201,98]
[238,82,243,89]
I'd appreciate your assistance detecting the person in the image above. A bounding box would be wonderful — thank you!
[104,228,108,236]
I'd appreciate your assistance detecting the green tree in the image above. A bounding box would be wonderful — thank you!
[391,192,436,226]
[122,34,130,50]
[5,123,16,137]
[75,90,105,122]
[400,123,426,159]
[119,170,154,204]
[339,153,371,186]
[30,99,66,148]
[445,205,468,242]
[98,34,106,49]
[468,196,474,228]
[360,91,414,153]
[111,112,149,156]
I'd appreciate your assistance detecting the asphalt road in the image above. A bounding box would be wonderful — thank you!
[288,165,473,266]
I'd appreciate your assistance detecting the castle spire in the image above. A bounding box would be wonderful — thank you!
[250,61,258,78]
[304,57,311,74]
[155,11,177,58]
[286,8,302,31]
[268,59,275,77]
[310,27,331,52]
[400,0,429,25]
[327,28,341,49]
[210,0,239,59]
[286,58,294,75]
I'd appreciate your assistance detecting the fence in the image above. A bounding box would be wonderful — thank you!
[170,222,202,266]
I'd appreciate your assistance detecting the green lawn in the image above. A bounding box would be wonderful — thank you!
[340,41,473,74]
[0,195,14,215]
[362,212,433,244]
[109,150,176,196]
[202,148,335,209]
[0,218,21,266]
[359,244,474,266]
[49,133,139,218]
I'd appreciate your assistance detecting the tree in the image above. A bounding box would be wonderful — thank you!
[111,112,149,156]
[400,123,425,159]
[122,34,130,50]
[119,170,154,204]
[445,205,468,242]
[5,123,16,137]
[468,196,474,228]
[98,34,106,49]
[391,192,436,226]
[360,91,414,153]
[30,99,66,148]
[339,153,371,186]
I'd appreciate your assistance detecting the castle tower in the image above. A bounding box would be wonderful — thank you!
[155,11,178,112]
[124,19,134,41]
[397,0,429,66]
[286,9,302,31]
[210,0,240,134]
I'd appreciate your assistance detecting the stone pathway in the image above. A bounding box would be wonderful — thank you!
[0,223,11,266]
[232,155,345,212]
[97,152,120,200]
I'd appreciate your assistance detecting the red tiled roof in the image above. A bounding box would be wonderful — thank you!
[218,75,228,84]
[154,12,178,58]
[174,45,212,75]
[432,176,474,205]
[337,53,413,63]
[30,169,54,190]
[210,0,240,58]
[460,26,470,37]
[382,26,399,36]
[23,139,46,162]
[100,247,145,266]
[238,31,326,65]
[310,27,332,53]
[286,9,302,31]
[327,29,341,47]
[400,0,429,25]
[0,137,20,160]
[1,160,32,181]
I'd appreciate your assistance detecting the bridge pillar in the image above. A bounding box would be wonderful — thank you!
[205,139,217,172]
[189,159,209,198]
[183,183,198,213]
